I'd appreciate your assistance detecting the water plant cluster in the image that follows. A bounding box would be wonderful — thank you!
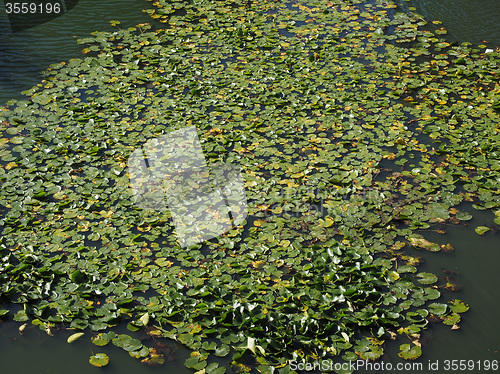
[0,0,499,372]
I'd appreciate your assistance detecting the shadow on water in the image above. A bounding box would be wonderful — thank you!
[2,0,80,33]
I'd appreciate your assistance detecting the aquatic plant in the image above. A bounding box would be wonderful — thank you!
[0,0,498,372]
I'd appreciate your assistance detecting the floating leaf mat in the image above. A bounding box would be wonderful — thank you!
[0,0,498,372]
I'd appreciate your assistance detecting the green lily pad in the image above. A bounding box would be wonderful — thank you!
[70,270,87,283]
[429,303,448,316]
[398,265,417,273]
[129,346,150,358]
[67,332,85,343]
[449,299,469,313]
[416,272,438,285]
[423,288,441,300]
[398,344,422,360]
[185,355,207,370]
[443,312,461,326]
[408,236,441,251]
[91,333,110,347]
[141,348,165,366]
[89,353,109,367]
[205,363,226,374]
[475,226,490,235]
[455,211,472,221]
[112,334,144,352]
[215,344,230,357]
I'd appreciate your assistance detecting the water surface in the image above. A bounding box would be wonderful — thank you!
[0,0,499,373]
[394,0,500,46]
[0,0,163,104]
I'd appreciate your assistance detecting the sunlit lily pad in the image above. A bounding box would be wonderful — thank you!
[89,353,109,367]
[423,288,441,300]
[91,333,110,347]
[67,332,85,343]
[443,312,461,326]
[449,299,469,313]
[475,226,490,235]
[416,272,438,285]
[398,344,422,360]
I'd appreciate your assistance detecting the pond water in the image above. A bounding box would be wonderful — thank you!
[0,0,499,373]
[0,2,192,373]
[0,0,164,104]
[379,205,500,373]
[394,0,500,47]
[0,320,194,374]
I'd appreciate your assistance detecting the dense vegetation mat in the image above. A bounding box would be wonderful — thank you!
[0,0,499,372]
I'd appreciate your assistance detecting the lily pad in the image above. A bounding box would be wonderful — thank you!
[443,312,461,326]
[398,344,422,360]
[112,334,144,352]
[215,344,231,357]
[475,226,490,235]
[455,211,472,221]
[416,272,438,285]
[141,348,165,366]
[423,288,441,300]
[449,299,469,313]
[91,333,110,347]
[408,236,441,252]
[89,353,109,367]
[67,332,85,343]
[429,303,448,316]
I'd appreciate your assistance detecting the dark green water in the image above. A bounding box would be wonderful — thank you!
[375,205,500,373]
[0,0,499,373]
[0,1,192,373]
[394,0,500,47]
[0,322,193,374]
[0,0,164,104]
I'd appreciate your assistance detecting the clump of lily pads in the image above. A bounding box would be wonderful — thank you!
[0,0,498,372]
